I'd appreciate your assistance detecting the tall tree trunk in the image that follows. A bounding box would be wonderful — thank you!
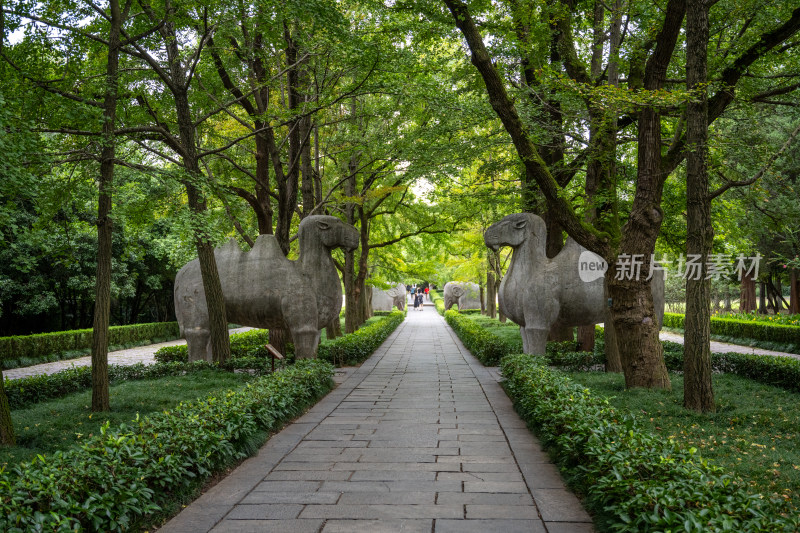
[684,0,714,412]
[92,0,122,413]
[487,254,496,319]
[740,276,757,312]
[326,317,342,340]
[0,372,13,445]
[608,104,671,389]
[91,0,123,412]
[758,281,767,314]
[603,270,623,371]
[791,269,799,314]
[254,129,274,234]
[343,141,360,333]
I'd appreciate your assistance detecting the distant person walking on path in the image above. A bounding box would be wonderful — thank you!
[424,286,430,301]
[413,291,420,311]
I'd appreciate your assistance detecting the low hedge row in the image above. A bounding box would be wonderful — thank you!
[0,322,181,369]
[444,310,598,366]
[0,359,335,532]
[154,329,271,363]
[4,358,280,410]
[448,313,800,395]
[444,310,519,365]
[664,312,800,354]
[501,353,796,532]
[318,310,405,366]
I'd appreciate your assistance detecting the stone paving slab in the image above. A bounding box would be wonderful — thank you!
[159,309,595,532]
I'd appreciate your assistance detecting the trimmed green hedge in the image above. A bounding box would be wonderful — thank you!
[0,359,334,532]
[664,313,800,354]
[4,358,281,410]
[318,310,405,366]
[444,309,518,365]
[0,322,181,369]
[444,310,599,367]
[155,312,405,367]
[154,329,271,363]
[501,354,797,532]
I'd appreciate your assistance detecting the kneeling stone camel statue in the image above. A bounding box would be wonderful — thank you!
[175,215,359,362]
[484,213,664,355]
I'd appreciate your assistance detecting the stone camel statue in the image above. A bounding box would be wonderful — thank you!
[174,215,359,362]
[443,281,481,311]
[484,213,664,355]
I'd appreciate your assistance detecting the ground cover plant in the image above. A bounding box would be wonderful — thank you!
[565,369,800,516]
[0,360,334,532]
[501,354,798,532]
[1,369,254,468]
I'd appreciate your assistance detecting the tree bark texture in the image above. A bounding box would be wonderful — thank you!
[156,9,231,364]
[791,270,799,314]
[0,371,13,445]
[486,255,497,319]
[759,282,767,314]
[91,0,124,412]
[740,276,757,312]
[683,0,714,412]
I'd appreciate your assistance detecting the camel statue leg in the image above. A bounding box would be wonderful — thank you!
[523,294,559,356]
[185,326,212,362]
[522,326,550,355]
[291,326,320,359]
[282,295,321,359]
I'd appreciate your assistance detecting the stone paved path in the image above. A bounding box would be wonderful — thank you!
[160,306,594,533]
[659,331,800,361]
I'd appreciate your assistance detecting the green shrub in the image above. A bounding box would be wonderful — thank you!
[154,329,271,364]
[431,291,445,315]
[712,351,800,393]
[664,312,800,353]
[4,358,286,410]
[0,322,181,369]
[318,311,404,366]
[501,354,797,532]
[0,359,334,532]
[444,310,518,365]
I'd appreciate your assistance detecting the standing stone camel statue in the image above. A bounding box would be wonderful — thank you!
[174,215,359,362]
[443,281,481,311]
[484,213,664,355]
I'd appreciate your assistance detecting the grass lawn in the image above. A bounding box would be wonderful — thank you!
[565,370,800,513]
[2,369,254,469]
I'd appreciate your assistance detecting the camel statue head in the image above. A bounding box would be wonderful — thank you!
[484,213,547,254]
[299,215,359,252]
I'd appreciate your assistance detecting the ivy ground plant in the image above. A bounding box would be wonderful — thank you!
[0,360,335,532]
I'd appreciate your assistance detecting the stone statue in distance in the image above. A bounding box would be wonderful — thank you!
[484,212,664,355]
[372,283,406,312]
[174,215,359,362]
[443,281,481,311]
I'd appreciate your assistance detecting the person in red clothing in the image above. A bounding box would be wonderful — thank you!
[424,286,430,301]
